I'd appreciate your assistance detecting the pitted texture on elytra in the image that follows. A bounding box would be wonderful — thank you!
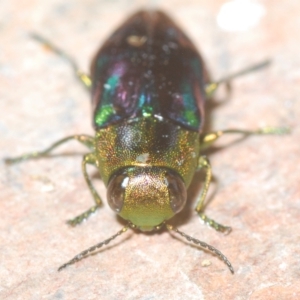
[95,117,200,186]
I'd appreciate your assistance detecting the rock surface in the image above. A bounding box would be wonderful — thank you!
[1,1,299,299]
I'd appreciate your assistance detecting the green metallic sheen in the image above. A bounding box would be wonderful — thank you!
[94,115,200,228]
[118,166,175,230]
[95,116,200,186]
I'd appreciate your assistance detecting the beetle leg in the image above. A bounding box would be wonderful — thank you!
[200,127,289,149]
[196,126,289,232]
[4,135,95,165]
[67,153,102,226]
[205,60,271,97]
[30,33,92,89]
[195,156,232,233]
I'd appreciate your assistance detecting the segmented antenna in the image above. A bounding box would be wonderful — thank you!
[58,225,129,271]
[166,224,234,274]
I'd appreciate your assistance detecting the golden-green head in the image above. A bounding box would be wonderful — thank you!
[107,166,187,231]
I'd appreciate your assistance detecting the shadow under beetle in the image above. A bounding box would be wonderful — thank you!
[5,10,288,273]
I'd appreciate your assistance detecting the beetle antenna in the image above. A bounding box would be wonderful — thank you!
[166,224,234,274]
[58,224,130,271]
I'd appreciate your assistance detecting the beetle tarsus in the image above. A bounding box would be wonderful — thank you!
[198,213,232,234]
[66,205,100,227]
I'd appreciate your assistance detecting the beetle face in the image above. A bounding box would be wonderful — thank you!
[107,166,187,231]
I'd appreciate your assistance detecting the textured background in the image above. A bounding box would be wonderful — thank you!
[1,0,299,299]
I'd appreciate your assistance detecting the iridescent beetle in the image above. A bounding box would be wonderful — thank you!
[5,11,288,273]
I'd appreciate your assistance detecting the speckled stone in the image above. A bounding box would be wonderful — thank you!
[1,1,299,299]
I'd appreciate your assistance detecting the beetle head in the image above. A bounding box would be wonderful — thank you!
[107,166,187,231]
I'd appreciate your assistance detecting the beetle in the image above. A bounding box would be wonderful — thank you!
[5,10,288,273]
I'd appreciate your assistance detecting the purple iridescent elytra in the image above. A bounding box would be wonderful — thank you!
[91,10,206,131]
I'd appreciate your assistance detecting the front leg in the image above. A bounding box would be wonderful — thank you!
[67,153,103,226]
[196,126,289,232]
[195,156,232,233]
[5,135,103,226]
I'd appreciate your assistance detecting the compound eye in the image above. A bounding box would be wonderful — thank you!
[166,171,187,214]
[107,173,129,213]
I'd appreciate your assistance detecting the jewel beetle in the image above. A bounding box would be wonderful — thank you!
[5,10,288,273]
